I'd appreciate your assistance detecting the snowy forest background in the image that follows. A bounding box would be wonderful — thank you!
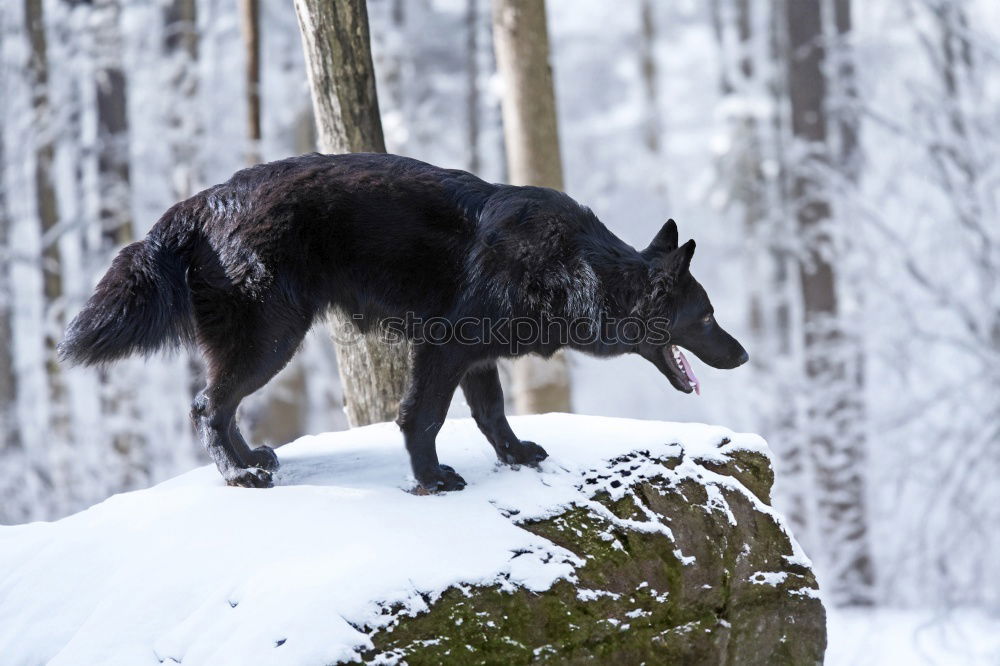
[1,0,998,648]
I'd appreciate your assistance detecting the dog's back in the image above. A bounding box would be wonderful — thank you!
[178,153,612,325]
[61,152,617,367]
[191,154,503,322]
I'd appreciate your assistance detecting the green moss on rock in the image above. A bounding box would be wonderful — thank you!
[360,446,825,665]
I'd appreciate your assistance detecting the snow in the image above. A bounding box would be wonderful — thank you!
[749,571,789,586]
[826,607,1000,666]
[0,414,768,666]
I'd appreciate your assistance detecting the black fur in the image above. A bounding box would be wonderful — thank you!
[60,153,748,491]
[59,236,193,365]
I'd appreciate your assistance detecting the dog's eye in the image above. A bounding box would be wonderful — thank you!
[702,314,714,325]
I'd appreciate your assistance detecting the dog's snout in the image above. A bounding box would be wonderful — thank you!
[717,348,748,369]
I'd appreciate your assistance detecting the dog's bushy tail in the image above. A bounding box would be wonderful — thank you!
[59,236,193,366]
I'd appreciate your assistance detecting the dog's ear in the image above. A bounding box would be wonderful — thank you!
[663,239,696,278]
[641,219,678,259]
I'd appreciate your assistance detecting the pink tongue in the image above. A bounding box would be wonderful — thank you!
[677,349,701,395]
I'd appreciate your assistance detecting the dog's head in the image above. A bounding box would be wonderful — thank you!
[633,219,748,394]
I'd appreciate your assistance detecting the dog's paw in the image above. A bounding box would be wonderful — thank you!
[496,440,549,468]
[244,445,280,472]
[225,467,273,489]
[416,464,467,493]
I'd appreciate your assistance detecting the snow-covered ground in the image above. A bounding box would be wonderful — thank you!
[3,413,996,665]
[0,414,771,666]
[826,607,1000,666]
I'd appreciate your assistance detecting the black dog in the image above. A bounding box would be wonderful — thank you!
[60,153,748,491]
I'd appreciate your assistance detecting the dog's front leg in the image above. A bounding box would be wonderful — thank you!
[460,363,548,467]
[397,344,468,492]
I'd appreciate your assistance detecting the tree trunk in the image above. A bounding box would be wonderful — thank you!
[759,0,810,546]
[25,0,69,447]
[466,0,481,174]
[638,0,660,153]
[735,0,766,335]
[831,0,858,178]
[785,0,873,606]
[96,78,132,246]
[91,0,133,247]
[162,0,199,199]
[0,17,25,522]
[240,0,261,165]
[0,21,18,454]
[293,0,410,427]
[491,0,572,414]
[713,0,809,537]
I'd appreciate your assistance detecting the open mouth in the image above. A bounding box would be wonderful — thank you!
[663,345,701,395]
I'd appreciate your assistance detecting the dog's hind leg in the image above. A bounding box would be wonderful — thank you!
[191,295,311,488]
[460,363,548,467]
[397,344,470,492]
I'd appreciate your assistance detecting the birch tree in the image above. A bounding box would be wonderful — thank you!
[293,0,410,426]
[491,0,571,414]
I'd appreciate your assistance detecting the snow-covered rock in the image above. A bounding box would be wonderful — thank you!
[0,414,825,665]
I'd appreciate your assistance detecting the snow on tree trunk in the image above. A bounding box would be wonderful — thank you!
[293,0,410,427]
[491,0,572,415]
[784,0,874,606]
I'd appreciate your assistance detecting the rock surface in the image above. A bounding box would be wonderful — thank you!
[0,415,824,665]
[366,437,825,665]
